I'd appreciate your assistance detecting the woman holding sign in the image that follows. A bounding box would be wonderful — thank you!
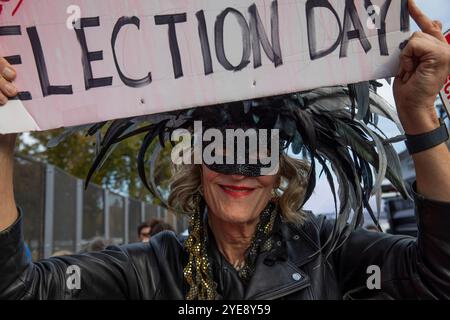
[0,0,449,300]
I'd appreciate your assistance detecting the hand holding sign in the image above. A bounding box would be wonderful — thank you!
[394,0,450,135]
[0,57,17,105]
[0,55,18,234]
[392,0,450,203]
[439,30,450,118]
[0,56,18,164]
[0,0,20,107]
[0,0,411,134]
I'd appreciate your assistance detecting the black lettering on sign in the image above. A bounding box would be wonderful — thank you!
[400,0,410,32]
[215,8,251,71]
[0,25,32,100]
[155,13,187,79]
[111,16,152,88]
[27,27,73,97]
[1,1,407,103]
[75,17,113,90]
[340,0,372,58]
[306,0,343,60]
[364,0,392,56]
[196,10,214,76]
[248,0,283,68]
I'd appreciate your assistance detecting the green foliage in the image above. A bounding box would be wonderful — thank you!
[18,129,172,202]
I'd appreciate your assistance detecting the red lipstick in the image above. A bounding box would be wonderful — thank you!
[219,185,255,198]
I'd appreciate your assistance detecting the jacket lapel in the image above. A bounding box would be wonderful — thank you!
[244,223,319,300]
[244,251,310,300]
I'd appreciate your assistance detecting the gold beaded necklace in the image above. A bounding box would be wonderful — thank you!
[183,197,278,300]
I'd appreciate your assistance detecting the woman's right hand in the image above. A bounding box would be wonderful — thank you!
[0,57,17,106]
[0,57,18,151]
[0,57,19,231]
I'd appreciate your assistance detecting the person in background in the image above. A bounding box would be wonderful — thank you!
[137,222,151,243]
[149,222,175,237]
[138,219,164,242]
[149,219,163,231]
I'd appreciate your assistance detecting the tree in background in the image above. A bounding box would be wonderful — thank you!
[18,129,172,204]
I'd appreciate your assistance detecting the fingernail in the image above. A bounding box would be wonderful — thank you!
[0,95,7,106]
[4,83,17,96]
[2,67,15,79]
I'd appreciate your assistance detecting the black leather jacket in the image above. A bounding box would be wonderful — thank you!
[1,187,449,300]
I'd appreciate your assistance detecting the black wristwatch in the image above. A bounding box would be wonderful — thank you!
[405,118,449,155]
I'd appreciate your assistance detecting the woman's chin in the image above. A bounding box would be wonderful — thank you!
[211,203,262,225]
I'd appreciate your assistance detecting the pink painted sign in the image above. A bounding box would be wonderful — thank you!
[0,0,410,133]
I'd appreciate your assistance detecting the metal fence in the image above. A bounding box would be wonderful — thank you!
[13,155,188,261]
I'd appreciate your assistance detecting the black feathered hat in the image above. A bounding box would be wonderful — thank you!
[51,81,409,234]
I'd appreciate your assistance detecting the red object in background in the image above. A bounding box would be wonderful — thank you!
[0,0,23,16]
[441,30,450,114]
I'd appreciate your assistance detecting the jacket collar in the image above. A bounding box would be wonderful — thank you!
[206,210,320,300]
[243,221,320,299]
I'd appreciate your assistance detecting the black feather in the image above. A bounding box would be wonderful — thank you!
[84,120,134,189]
[50,81,407,258]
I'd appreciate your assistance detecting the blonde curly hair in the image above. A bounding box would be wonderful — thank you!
[168,153,311,226]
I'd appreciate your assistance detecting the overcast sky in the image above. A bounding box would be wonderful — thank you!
[304,0,450,214]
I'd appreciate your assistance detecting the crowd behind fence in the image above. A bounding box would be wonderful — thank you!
[13,155,188,261]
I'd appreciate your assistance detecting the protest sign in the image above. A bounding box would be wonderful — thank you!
[0,0,410,133]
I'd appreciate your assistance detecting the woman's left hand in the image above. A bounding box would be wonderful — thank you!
[394,0,450,135]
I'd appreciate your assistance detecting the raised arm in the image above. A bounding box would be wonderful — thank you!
[0,214,143,300]
[394,0,450,202]
[331,0,450,299]
[0,57,19,232]
[0,59,155,301]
